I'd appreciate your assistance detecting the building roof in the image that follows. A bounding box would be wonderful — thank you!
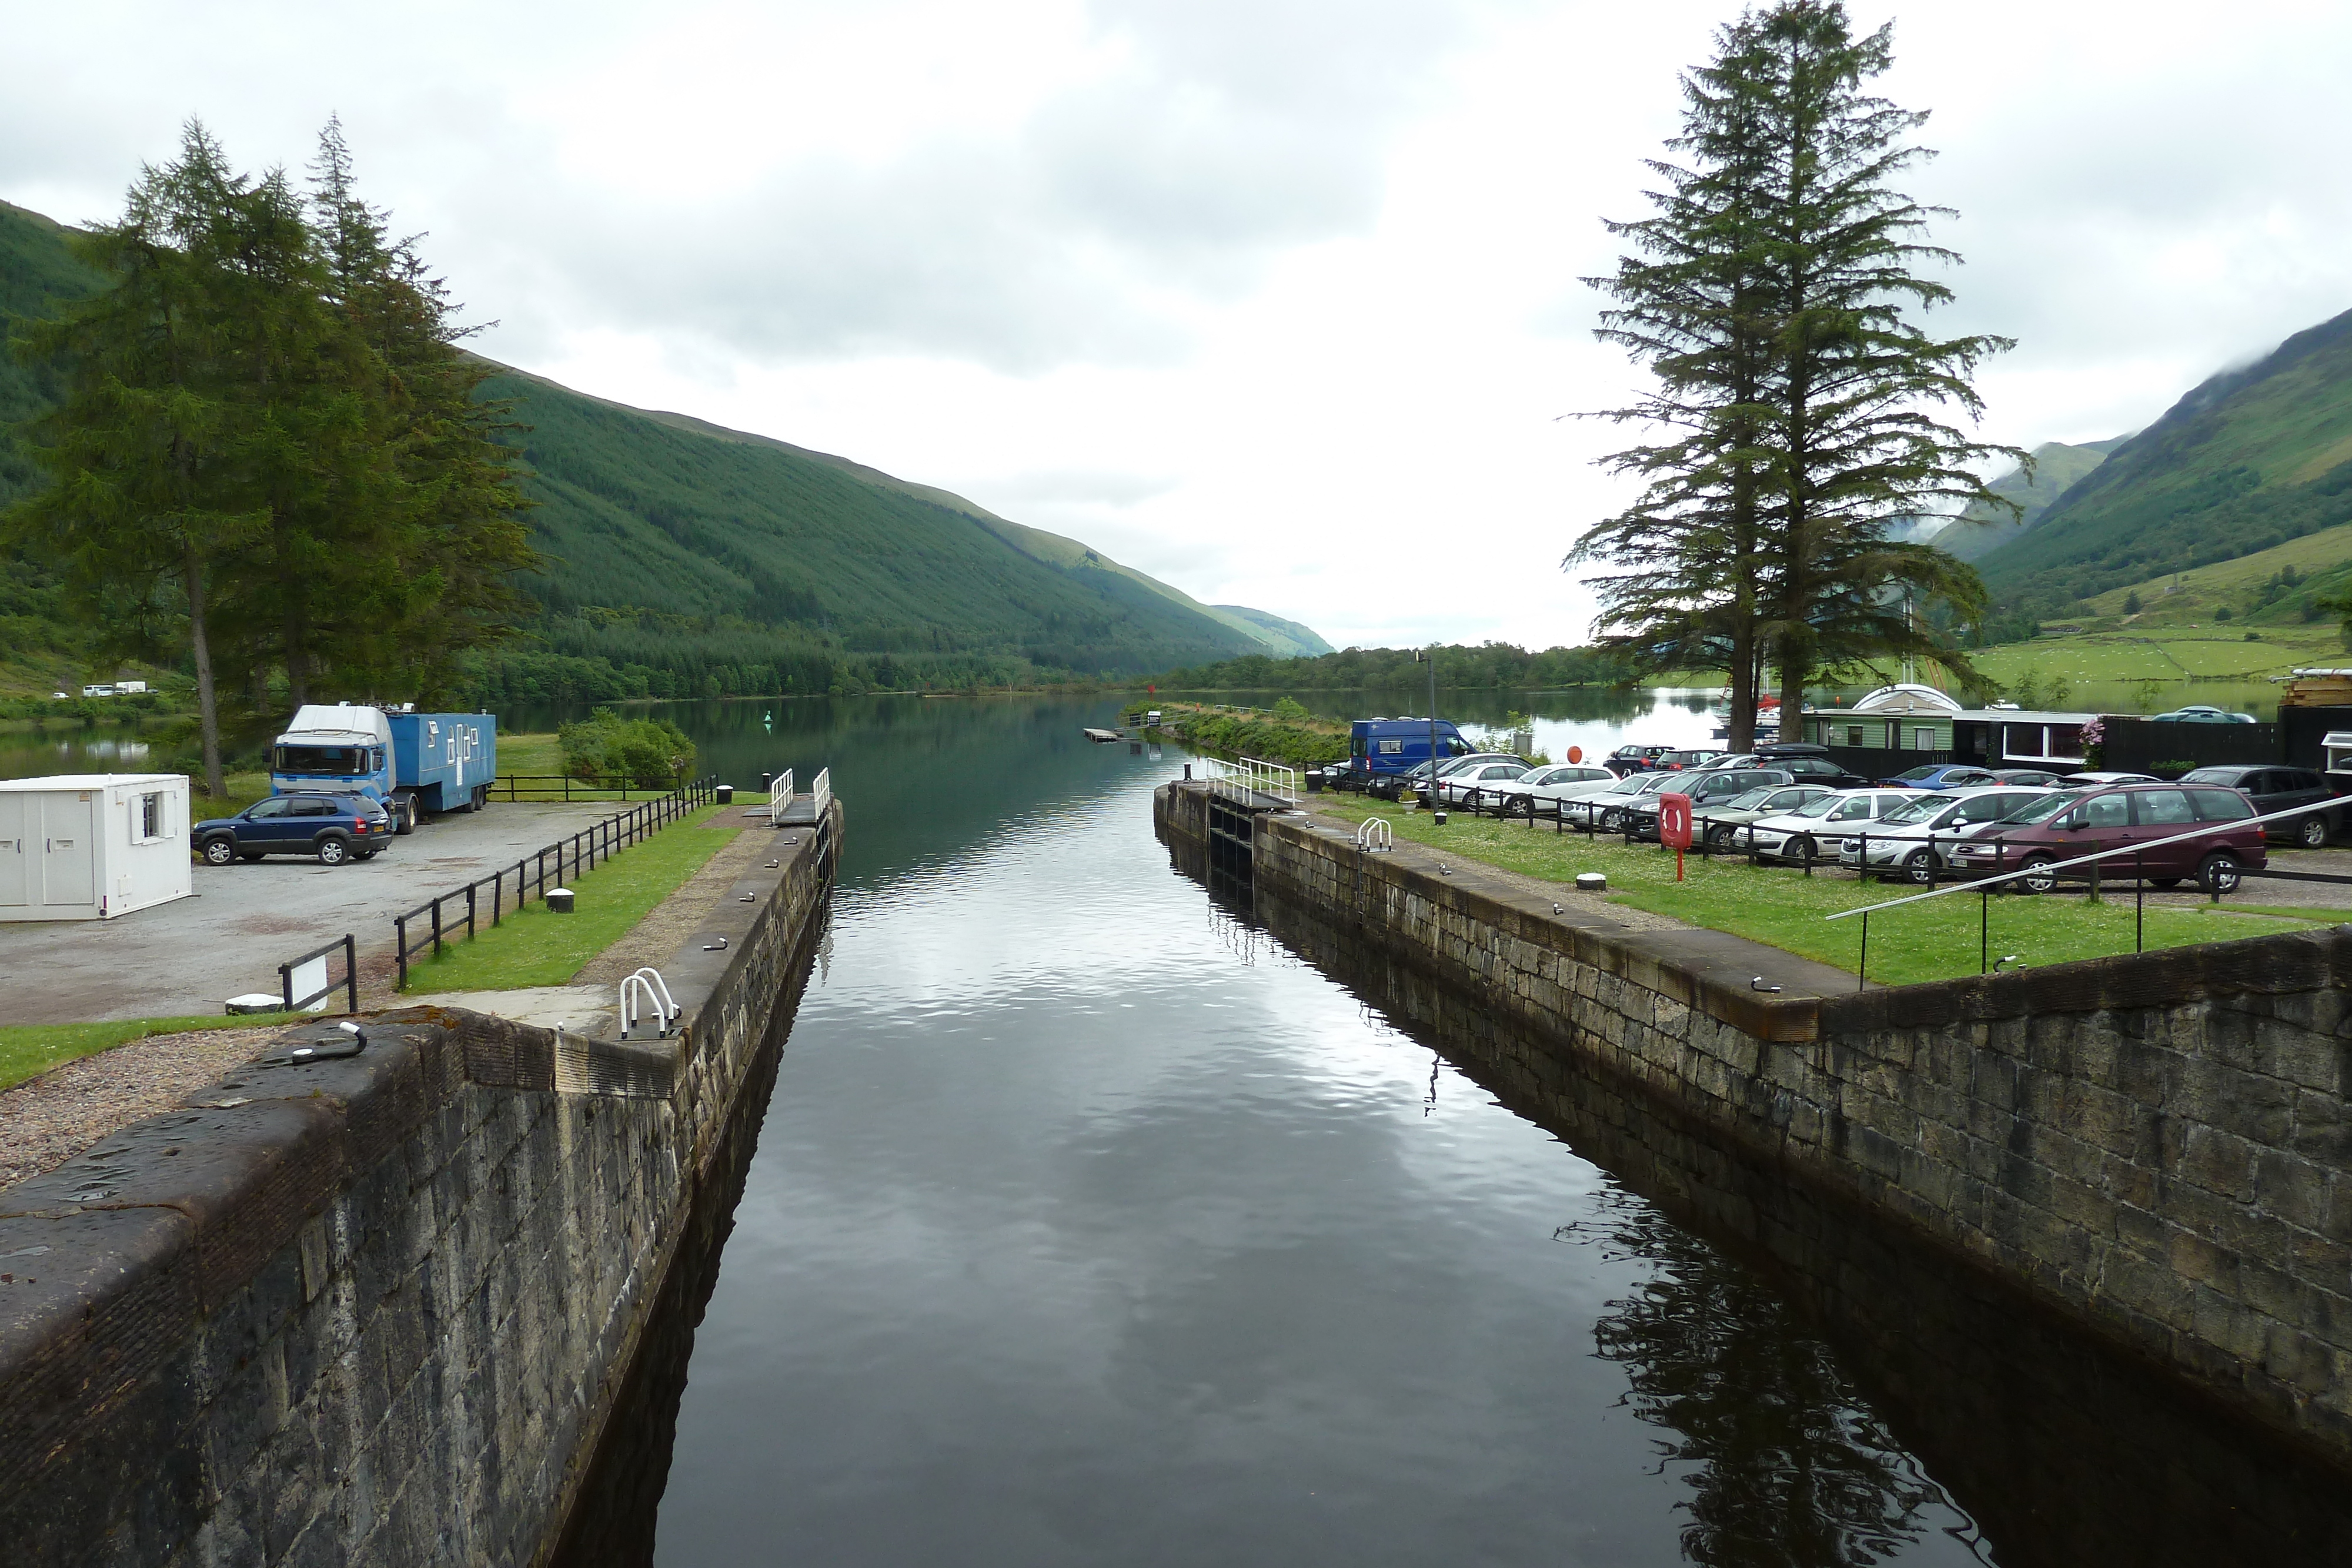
[0,773,188,790]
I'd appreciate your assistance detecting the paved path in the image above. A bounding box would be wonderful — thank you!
[0,803,619,1026]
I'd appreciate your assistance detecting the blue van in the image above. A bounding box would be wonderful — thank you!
[1345,717,1472,781]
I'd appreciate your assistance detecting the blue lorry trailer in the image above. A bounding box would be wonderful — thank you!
[1344,717,1471,780]
[270,703,499,834]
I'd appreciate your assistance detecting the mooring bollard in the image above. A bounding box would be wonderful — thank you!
[547,887,576,914]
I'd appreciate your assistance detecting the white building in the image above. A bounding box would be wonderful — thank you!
[0,774,193,921]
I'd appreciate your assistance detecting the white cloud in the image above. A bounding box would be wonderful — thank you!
[6,0,2350,651]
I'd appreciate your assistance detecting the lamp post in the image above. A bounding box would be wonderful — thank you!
[1418,645,1444,823]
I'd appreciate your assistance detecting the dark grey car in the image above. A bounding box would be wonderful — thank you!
[1622,769,1792,841]
[2177,765,2341,847]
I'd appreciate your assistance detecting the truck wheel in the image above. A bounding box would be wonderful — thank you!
[316,835,350,867]
[2298,816,2330,849]
[472,783,489,812]
[2198,852,2242,895]
[393,798,416,835]
[201,835,238,866]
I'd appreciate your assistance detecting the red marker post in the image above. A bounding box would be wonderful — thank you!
[1659,791,1693,881]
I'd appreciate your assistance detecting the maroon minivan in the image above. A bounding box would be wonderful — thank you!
[1949,783,2268,894]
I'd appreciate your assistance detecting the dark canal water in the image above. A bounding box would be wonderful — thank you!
[530,694,2349,1568]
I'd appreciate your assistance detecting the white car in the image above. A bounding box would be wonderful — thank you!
[1742,789,1929,864]
[1835,787,2062,884]
[1565,770,1678,831]
[1435,760,1531,805]
[1492,763,1618,804]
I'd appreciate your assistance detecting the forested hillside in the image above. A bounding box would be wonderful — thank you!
[1927,437,2125,563]
[1977,305,2352,627]
[1158,642,1621,690]
[0,195,1321,701]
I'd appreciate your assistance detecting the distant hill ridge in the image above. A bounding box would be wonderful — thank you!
[1976,305,2352,623]
[1927,436,2129,563]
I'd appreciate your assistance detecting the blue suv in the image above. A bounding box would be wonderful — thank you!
[195,792,394,867]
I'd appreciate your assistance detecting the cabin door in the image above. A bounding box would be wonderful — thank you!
[41,793,95,907]
[0,795,25,908]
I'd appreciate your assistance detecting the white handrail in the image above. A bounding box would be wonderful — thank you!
[1355,817,1392,852]
[1205,754,1298,805]
[770,769,793,823]
[1826,794,2339,921]
[619,966,679,1038]
[811,767,831,819]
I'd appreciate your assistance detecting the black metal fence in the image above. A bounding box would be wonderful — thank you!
[393,777,718,988]
[278,933,359,1014]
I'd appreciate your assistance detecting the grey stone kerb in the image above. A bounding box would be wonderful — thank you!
[1158,780,2352,1473]
[0,800,840,1567]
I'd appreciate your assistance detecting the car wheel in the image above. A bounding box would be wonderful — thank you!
[1788,834,1818,864]
[2198,852,2242,895]
[2298,815,2330,850]
[1599,808,1623,832]
[316,836,350,866]
[201,835,238,866]
[1903,848,1939,887]
[1703,824,1732,850]
[2148,877,2182,890]
[2017,852,2057,895]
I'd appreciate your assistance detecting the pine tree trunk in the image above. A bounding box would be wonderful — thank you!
[185,547,225,798]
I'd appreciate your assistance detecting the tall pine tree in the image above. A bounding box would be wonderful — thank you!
[1577,1,2019,736]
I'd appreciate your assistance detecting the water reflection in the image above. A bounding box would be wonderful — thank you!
[1236,870,2352,1568]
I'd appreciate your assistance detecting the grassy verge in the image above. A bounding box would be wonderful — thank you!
[1315,799,2335,988]
[0,1012,303,1093]
[400,803,737,992]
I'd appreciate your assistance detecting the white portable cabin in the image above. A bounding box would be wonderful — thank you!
[0,773,193,921]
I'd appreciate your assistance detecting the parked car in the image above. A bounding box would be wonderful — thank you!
[1836,787,2060,884]
[2062,771,2160,788]
[1990,768,2066,788]
[1488,763,1618,808]
[1880,763,2001,791]
[193,791,394,866]
[1951,782,2267,894]
[1652,748,1723,773]
[1566,770,1679,831]
[1604,743,1675,775]
[1620,769,1792,841]
[2150,706,2259,724]
[1696,753,1767,771]
[1740,789,1929,864]
[2176,765,2341,847]
[1435,760,1531,805]
[1695,784,1838,849]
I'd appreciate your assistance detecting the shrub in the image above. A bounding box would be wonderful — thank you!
[559,707,696,787]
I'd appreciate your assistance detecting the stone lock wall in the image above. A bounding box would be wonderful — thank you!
[1158,782,2352,1470]
[0,803,840,1567]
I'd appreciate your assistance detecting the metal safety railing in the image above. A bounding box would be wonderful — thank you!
[1205,755,1298,805]
[393,777,717,988]
[1355,817,1393,852]
[619,967,679,1039]
[1826,796,2352,991]
[278,932,359,1014]
[769,769,794,822]
[810,767,832,820]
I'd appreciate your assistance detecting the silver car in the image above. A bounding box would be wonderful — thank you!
[1835,787,2061,884]
[1742,789,1928,864]
[1565,770,1678,831]
[1491,763,1619,805]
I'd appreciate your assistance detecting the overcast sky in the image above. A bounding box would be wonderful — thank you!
[6,1,2349,651]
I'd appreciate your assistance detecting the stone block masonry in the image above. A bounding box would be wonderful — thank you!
[1158,781,2352,1472]
[0,803,840,1567]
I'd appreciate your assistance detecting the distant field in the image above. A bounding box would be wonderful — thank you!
[1967,627,2336,688]
[2072,521,2352,627]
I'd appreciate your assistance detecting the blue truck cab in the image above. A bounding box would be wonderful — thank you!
[271,703,498,834]
[1346,717,1472,780]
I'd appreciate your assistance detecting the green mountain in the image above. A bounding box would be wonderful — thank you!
[1977,306,2352,620]
[0,196,1327,699]
[1926,437,2127,563]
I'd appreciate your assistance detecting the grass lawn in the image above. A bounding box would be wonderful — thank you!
[399,803,737,992]
[1315,800,2336,988]
[0,1011,303,1093]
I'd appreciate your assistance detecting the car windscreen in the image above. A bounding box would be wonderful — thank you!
[1877,796,1950,825]
[1785,794,1846,819]
[2179,767,2248,785]
[2000,793,2075,825]
[1720,788,1776,810]
[1890,766,1939,783]
[274,744,365,774]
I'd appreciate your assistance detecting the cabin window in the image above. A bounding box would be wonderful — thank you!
[1913,727,1935,750]
[1846,726,1863,747]
[132,791,167,844]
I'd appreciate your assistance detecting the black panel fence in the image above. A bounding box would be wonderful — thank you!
[2097,717,2284,775]
[392,777,717,989]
